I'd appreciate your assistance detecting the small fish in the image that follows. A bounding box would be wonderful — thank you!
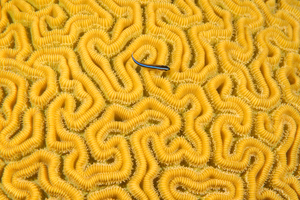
[131,53,170,71]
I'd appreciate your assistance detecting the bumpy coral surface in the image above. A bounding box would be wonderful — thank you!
[0,0,300,199]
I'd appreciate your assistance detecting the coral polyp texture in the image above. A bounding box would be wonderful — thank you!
[0,0,300,199]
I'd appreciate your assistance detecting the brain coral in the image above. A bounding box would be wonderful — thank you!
[0,0,300,199]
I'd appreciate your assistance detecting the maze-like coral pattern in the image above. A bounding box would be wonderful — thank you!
[0,0,300,199]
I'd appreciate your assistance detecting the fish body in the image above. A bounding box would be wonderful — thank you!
[131,53,170,71]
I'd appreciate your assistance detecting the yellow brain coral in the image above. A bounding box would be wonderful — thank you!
[0,0,300,199]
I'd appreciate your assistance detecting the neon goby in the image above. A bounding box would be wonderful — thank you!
[131,53,170,71]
